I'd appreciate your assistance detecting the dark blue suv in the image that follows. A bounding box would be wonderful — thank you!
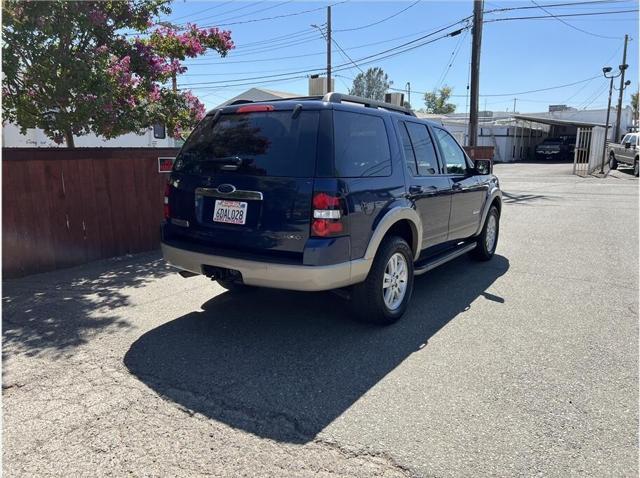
[161,93,502,324]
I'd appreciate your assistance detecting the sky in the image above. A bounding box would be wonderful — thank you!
[157,0,639,114]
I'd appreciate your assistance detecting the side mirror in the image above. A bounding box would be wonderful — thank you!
[474,159,492,175]
[624,142,631,149]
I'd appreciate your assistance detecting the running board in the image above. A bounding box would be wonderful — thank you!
[414,243,477,276]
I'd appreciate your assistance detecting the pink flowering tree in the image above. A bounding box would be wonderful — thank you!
[2,1,233,147]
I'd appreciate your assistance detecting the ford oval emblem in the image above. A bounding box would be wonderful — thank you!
[216,184,236,194]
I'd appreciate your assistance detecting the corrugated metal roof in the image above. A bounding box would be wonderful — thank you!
[512,114,605,128]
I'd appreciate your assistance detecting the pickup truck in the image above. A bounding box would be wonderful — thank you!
[608,132,639,177]
[535,137,575,161]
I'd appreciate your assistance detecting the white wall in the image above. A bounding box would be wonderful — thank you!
[2,122,177,148]
[441,122,546,162]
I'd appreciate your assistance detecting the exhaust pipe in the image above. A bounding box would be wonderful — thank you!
[178,270,198,278]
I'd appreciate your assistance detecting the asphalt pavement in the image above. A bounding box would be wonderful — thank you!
[3,161,638,477]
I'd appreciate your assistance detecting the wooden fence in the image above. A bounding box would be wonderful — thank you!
[3,148,178,278]
[463,146,495,161]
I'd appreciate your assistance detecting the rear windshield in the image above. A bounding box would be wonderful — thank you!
[175,110,319,177]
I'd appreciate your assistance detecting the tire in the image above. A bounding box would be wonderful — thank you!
[609,153,618,170]
[351,236,414,325]
[217,278,251,292]
[471,206,500,261]
[634,158,639,177]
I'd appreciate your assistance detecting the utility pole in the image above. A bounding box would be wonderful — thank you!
[326,6,332,94]
[599,65,625,173]
[513,97,517,113]
[614,34,629,142]
[600,75,615,174]
[406,82,411,106]
[468,0,483,147]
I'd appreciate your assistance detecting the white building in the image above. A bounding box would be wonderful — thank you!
[2,122,177,148]
[418,106,635,163]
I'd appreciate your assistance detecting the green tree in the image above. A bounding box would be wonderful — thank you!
[632,92,639,119]
[2,1,233,147]
[423,85,457,114]
[348,67,392,101]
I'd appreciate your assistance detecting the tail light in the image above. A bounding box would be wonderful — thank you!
[311,192,344,237]
[163,182,171,220]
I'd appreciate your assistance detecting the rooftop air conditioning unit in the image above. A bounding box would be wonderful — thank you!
[384,92,405,107]
[309,75,335,95]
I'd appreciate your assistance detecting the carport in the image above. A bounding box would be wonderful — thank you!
[512,114,607,176]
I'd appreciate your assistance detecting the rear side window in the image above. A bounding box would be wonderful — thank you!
[333,111,391,177]
[398,123,418,176]
[175,110,319,177]
[404,122,439,175]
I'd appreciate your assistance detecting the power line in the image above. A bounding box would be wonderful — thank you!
[529,0,623,39]
[176,4,634,99]
[169,1,267,26]
[180,22,470,88]
[192,0,295,26]
[215,32,323,57]
[456,75,603,97]
[484,8,638,23]
[166,1,235,23]
[184,20,471,65]
[196,1,349,28]
[231,28,317,49]
[331,37,364,74]
[334,0,421,32]
[187,6,623,90]
[483,0,627,14]
[435,27,469,89]
[387,75,603,98]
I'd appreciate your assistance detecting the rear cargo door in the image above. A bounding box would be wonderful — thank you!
[170,108,320,257]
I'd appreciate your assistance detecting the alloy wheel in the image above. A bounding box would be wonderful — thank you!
[382,252,408,310]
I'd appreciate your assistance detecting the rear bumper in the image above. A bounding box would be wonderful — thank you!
[161,242,371,291]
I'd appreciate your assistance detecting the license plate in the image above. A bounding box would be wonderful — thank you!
[213,200,247,225]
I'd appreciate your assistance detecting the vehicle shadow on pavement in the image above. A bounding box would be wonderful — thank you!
[124,254,509,443]
[2,253,173,358]
[502,191,552,205]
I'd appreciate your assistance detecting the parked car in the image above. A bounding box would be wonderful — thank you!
[535,137,575,161]
[608,132,639,177]
[161,94,502,324]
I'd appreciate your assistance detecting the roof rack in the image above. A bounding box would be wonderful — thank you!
[227,96,323,106]
[219,93,416,116]
[323,92,416,117]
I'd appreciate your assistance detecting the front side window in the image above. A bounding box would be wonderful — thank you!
[405,122,438,175]
[433,127,467,175]
[333,111,391,177]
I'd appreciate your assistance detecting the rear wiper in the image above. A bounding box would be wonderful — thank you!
[205,156,243,165]
[203,156,244,170]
